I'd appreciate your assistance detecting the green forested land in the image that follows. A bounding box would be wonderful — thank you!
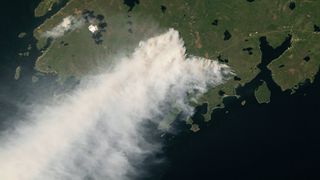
[34,0,63,17]
[33,0,320,121]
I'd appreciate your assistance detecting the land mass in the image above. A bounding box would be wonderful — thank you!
[32,0,320,124]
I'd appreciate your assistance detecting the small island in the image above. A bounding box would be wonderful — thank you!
[255,81,271,104]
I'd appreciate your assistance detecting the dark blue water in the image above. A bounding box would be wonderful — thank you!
[157,36,320,180]
[0,0,40,124]
[0,0,70,129]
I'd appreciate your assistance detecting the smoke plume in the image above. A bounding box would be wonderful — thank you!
[44,16,84,38]
[0,29,231,180]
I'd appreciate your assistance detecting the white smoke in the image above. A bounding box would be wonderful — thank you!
[0,29,231,180]
[44,16,84,38]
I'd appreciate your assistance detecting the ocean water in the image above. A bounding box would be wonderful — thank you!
[0,0,74,129]
[159,35,320,180]
[0,0,41,127]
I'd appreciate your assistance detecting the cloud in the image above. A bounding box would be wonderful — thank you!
[43,16,84,38]
[0,29,232,180]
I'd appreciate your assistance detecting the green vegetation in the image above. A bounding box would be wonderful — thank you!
[18,52,30,57]
[268,31,320,90]
[255,81,271,104]
[33,0,320,122]
[18,32,27,38]
[190,124,200,133]
[14,66,22,80]
[34,0,64,17]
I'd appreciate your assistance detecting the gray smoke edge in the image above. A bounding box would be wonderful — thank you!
[0,29,233,180]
